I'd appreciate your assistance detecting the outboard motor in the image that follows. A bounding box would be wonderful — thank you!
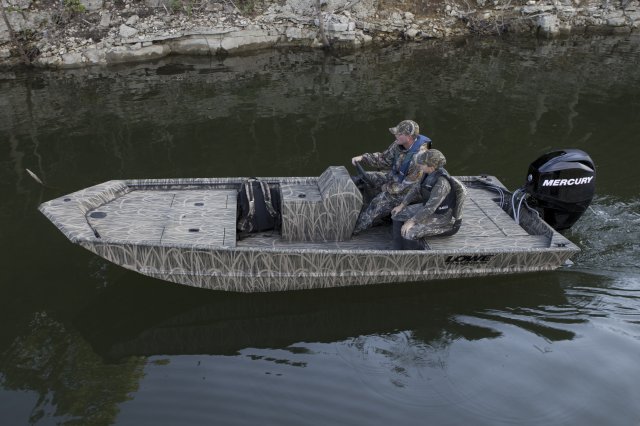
[524,149,596,231]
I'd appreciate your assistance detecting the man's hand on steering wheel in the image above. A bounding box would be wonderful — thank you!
[353,159,375,188]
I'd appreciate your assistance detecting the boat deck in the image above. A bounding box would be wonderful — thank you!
[238,187,549,251]
[87,189,238,247]
[84,183,549,252]
[424,187,549,251]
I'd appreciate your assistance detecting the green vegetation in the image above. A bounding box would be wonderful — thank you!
[236,0,258,16]
[171,0,182,12]
[64,0,86,14]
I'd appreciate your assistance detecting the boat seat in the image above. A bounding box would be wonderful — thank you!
[280,166,363,242]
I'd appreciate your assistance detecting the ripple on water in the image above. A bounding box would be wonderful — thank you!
[569,196,640,274]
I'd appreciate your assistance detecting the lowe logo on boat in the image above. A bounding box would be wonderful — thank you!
[542,176,594,187]
[445,255,494,264]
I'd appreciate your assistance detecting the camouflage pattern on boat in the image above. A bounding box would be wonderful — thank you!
[38,166,579,292]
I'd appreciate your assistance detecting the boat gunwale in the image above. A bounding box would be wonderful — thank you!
[81,236,579,255]
[39,173,580,255]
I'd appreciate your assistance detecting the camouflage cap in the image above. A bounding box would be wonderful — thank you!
[389,120,419,136]
[415,149,446,168]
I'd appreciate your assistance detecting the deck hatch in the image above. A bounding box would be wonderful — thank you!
[86,189,237,247]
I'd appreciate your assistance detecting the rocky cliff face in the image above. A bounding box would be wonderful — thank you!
[1,0,638,68]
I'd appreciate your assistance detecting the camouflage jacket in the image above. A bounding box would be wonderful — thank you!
[402,175,452,223]
[360,141,424,195]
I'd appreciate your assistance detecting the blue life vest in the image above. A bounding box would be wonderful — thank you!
[392,134,432,182]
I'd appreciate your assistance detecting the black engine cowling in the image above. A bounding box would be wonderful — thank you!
[524,149,596,231]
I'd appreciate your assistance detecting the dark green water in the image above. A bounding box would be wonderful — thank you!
[1,34,639,425]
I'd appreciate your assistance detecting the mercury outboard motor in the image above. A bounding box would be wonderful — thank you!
[524,149,596,231]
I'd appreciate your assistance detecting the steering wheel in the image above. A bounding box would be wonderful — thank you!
[354,161,375,188]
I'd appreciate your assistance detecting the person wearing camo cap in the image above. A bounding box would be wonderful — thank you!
[351,119,433,235]
[390,149,467,243]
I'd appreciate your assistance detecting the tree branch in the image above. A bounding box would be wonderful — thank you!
[1,3,31,65]
[316,0,330,48]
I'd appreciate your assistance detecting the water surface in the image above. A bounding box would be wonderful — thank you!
[1,34,639,425]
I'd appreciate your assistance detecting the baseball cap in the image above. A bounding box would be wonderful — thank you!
[415,149,446,168]
[389,120,419,136]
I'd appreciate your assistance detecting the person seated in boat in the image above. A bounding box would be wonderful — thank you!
[390,149,467,240]
[350,120,432,235]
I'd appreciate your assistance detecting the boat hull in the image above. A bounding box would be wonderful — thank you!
[38,168,580,292]
[80,239,575,292]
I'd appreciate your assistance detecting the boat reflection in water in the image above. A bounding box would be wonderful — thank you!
[74,272,579,361]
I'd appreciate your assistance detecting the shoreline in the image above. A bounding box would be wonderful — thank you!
[1,0,639,69]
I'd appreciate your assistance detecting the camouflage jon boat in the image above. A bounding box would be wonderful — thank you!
[38,150,596,292]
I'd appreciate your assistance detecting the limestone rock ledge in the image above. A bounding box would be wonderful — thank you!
[1,0,639,68]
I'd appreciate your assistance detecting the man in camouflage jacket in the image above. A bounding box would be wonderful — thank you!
[351,120,432,234]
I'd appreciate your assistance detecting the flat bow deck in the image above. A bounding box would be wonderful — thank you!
[39,166,578,292]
